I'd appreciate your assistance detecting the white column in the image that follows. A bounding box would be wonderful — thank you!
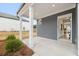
[29,6,33,48]
[19,16,22,40]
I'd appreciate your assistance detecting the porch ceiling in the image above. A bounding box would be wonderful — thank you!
[18,3,76,19]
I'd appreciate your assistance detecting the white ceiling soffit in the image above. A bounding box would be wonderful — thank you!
[20,3,76,19]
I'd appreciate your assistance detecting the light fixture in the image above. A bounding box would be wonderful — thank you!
[52,4,55,7]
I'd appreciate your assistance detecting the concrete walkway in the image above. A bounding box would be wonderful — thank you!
[22,37,76,56]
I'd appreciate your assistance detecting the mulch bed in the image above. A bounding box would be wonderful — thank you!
[0,40,34,56]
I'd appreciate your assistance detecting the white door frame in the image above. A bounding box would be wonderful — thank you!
[57,13,72,42]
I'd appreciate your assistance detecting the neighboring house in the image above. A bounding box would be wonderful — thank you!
[17,3,77,55]
[0,12,30,31]
[0,12,19,31]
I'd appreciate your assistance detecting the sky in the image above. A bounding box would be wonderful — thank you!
[0,3,37,31]
[0,3,22,16]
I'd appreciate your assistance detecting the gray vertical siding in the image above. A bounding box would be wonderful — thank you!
[37,15,57,40]
[37,8,77,44]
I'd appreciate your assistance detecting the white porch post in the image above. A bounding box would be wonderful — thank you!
[29,5,33,48]
[19,16,22,40]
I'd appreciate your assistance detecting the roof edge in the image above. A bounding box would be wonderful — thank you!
[17,3,25,15]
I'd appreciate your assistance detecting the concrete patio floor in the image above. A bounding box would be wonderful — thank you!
[22,37,76,56]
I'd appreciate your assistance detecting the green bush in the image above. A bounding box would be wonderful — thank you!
[6,35,16,41]
[5,35,23,53]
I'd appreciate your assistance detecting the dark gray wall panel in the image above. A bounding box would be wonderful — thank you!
[37,15,57,40]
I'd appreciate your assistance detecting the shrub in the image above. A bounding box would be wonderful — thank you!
[5,39,23,52]
[6,35,16,41]
[5,35,23,53]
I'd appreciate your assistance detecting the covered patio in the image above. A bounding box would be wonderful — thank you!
[21,37,76,56]
[17,3,77,56]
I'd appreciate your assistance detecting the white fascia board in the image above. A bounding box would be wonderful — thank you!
[18,3,33,16]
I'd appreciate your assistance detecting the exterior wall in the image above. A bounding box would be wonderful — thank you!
[72,8,77,44]
[37,15,57,40]
[0,17,20,31]
[37,8,77,44]
[0,17,30,31]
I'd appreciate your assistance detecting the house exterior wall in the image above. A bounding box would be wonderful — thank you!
[37,8,77,44]
[37,15,57,40]
[0,17,20,31]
